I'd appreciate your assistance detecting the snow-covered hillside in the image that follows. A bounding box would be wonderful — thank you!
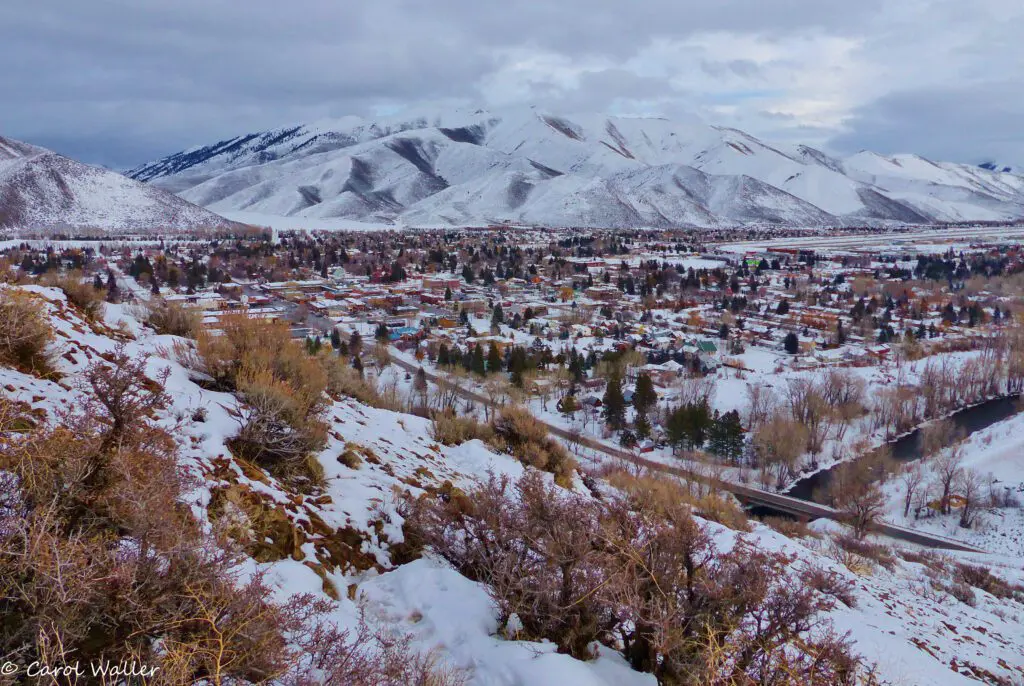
[0,135,240,232]
[129,108,1024,228]
[3,283,1024,684]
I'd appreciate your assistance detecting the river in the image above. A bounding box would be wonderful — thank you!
[781,394,1022,504]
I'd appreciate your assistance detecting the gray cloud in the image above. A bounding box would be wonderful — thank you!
[828,83,1024,166]
[3,0,1020,169]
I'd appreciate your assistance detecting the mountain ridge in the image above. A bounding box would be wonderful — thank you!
[128,109,1024,228]
[0,135,242,232]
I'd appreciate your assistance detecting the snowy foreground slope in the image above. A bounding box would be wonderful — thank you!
[0,135,238,232]
[129,107,1024,228]
[3,287,1024,685]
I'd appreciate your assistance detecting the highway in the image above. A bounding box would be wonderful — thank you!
[387,352,986,554]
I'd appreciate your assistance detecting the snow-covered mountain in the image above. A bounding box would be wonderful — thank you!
[129,108,1024,228]
[0,135,239,232]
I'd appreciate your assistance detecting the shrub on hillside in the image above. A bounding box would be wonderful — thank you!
[228,366,329,484]
[493,406,576,485]
[176,314,330,484]
[143,297,201,337]
[404,471,867,684]
[41,270,104,319]
[0,288,55,376]
[0,349,462,685]
[430,412,494,446]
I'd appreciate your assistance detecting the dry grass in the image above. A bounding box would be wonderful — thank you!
[0,288,56,376]
[41,270,104,319]
[607,470,751,532]
[492,405,576,486]
[430,412,494,446]
[141,298,201,337]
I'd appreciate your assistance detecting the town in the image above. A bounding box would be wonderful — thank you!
[5,225,1024,493]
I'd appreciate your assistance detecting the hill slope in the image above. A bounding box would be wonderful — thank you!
[129,109,1024,228]
[0,135,240,232]
[2,281,1023,684]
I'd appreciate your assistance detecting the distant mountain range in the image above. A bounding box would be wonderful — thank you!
[0,135,237,232]
[126,107,1024,229]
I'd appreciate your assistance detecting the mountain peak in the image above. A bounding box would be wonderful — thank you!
[126,109,1024,229]
[0,134,241,232]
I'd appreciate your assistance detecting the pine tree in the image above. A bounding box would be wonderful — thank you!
[602,375,626,430]
[508,347,527,388]
[462,264,475,284]
[487,342,502,373]
[330,328,342,350]
[558,393,578,420]
[352,355,364,377]
[784,332,799,355]
[444,286,453,301]
[472,345,486,376]
[349,331,363,355]
[437,343,450,366]
[105,270,119,303]
[632,372,657,418]
[93,274,104,291]
[491,304,504,327]
[634,413,652,439]
[375,322,390,342]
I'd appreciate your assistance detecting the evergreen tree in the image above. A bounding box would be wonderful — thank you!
[491,304,504,327]
[105,270,119,303]
[602,375,626,430]
[150,278,160,295]
[375,322,390,342]
[632,372,657,418]
[437,343,450,366]
[619,429,638,449]
[783,332,799,355]
[352,355,364,377]
[487,342,502,373]
[93,273,104,291]
[349,331,363,355]
[330,328,342,350]
[666,402,712,452]
[444,286,453,301]
[634,413,652,439]
[472,344,486,376]
[558,393,578,420]
[776,299,790,315]
[508,346,528,388]
[462,264,475,284]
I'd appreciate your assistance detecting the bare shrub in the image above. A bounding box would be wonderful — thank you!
[41,270,104,319]
[802,566,858,608]
[492,406,576,486]
[405,471,870,685]
[832,535,897,572]
[228,366,329,484]
[430,412,494,446]
[0,288,55,376]
[608,470,750,532]
[143,297,201,337]
[955,564,1024,602]
[0,350,460,685]
[760,516,820,540]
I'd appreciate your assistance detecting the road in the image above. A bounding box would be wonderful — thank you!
[388,352,986,554]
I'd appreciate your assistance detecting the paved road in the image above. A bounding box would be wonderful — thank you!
[387,353,985,554]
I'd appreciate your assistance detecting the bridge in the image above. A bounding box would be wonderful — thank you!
[387,353,986,554]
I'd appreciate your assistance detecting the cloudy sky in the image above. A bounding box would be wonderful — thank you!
[4,0,1022,169]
